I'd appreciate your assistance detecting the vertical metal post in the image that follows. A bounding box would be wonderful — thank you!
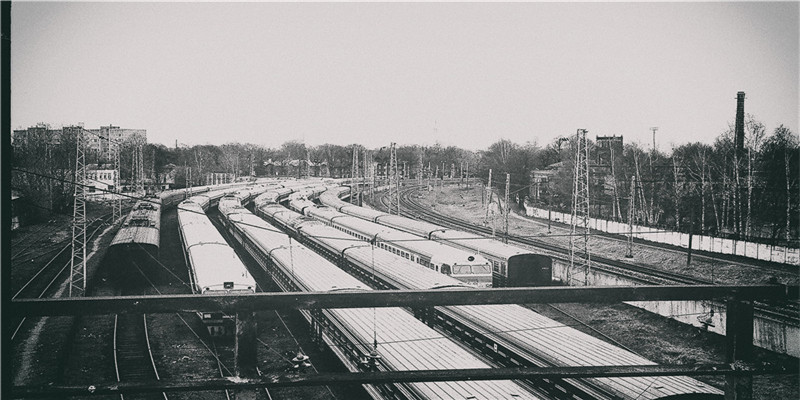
[485,169,493,227]
[626,176,636,258]
[504,173,510,244]
[465,162,469,189]
[362,148,368,206]
[70,128,88,297]
[234,312,258,400]
[351,146,359,205]
[112,134,122,222]
[725,299,754,400]
[570,129,591,284]
[394,144,400,215]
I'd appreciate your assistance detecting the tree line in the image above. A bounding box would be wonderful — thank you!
[11,119,798,243]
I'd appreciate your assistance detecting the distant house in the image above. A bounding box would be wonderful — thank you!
[85,164,117,198]
[528,162,562,200]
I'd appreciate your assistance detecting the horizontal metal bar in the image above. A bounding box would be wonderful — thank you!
[10,363,797,397]
[9,285,796,316]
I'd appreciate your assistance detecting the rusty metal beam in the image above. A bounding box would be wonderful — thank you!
[11,363,796,398]
[10,285,795,317]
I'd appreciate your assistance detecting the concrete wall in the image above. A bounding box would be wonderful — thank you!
[551,258,800,357]
[526,205,799,265]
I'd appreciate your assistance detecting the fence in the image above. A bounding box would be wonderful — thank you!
[524,204,800,265]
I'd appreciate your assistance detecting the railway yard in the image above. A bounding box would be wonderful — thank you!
[8,179,799,400]
[9,2,800,399]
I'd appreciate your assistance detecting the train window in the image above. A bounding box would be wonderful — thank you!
[500,262,507,276]
[492,260,500,273]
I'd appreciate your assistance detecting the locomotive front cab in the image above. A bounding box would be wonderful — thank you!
[495,254,553,287]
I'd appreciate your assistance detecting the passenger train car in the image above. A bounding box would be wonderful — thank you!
[219,192,540,400]
[107,197,162,281]
[176,191,257,336]
[260,199,724,400]
[319,187,552,287]
[160,181,256,208]
[290,196,494,287]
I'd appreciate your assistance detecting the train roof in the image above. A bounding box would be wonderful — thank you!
[189,243,255,293]
[109,200,161,248]
[296,221,464,290]
[303,202,489,266]
[221,201,537,399]
[294,191,723,399]
[322,186,540,260]
[177,199,255,293]
[431,229,532,258]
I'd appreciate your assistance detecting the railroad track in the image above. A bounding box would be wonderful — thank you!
[11,218,65,260]
[11,216,114,342]
[376,185,799,323]
[113,314,166,400]
[113,259,168,400]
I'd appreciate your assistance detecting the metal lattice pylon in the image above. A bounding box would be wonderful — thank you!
[351,147,359,204]
[485,168,493,227]
[250,153,255,177]
[569,129,591,285]
[626,176,636,258]
[362,148,368,206]
[70,129,88,297]
[418,150,423,185]
[111,134,122,222]
[135,143,145,195]
[504,173,510,244]
[390,143,400,215]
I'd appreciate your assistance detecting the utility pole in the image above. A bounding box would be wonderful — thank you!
[570,129,591,285]
[362,148,368,206]
[351,146,359,205]
[648,127,658,227]
[70,129,88,297]
[651,127,658,153]
[504,173,510,244]
[626,176,636,258]
[306,149,311,179]
[110,132,121,221]
[135,143,144,196]
[611,145,621,221]
[427,162,432,190]
[418,150,423,185]
[485,169,493,226]
[465,162,470,189]
[391,143,400,215]
[250,153,255,177]
[434,165,439,206]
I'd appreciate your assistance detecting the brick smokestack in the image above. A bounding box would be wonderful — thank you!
[735,91,745,154]
[735,91,746,237]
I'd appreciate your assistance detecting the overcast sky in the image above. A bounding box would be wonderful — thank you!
[11,1,798,151]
